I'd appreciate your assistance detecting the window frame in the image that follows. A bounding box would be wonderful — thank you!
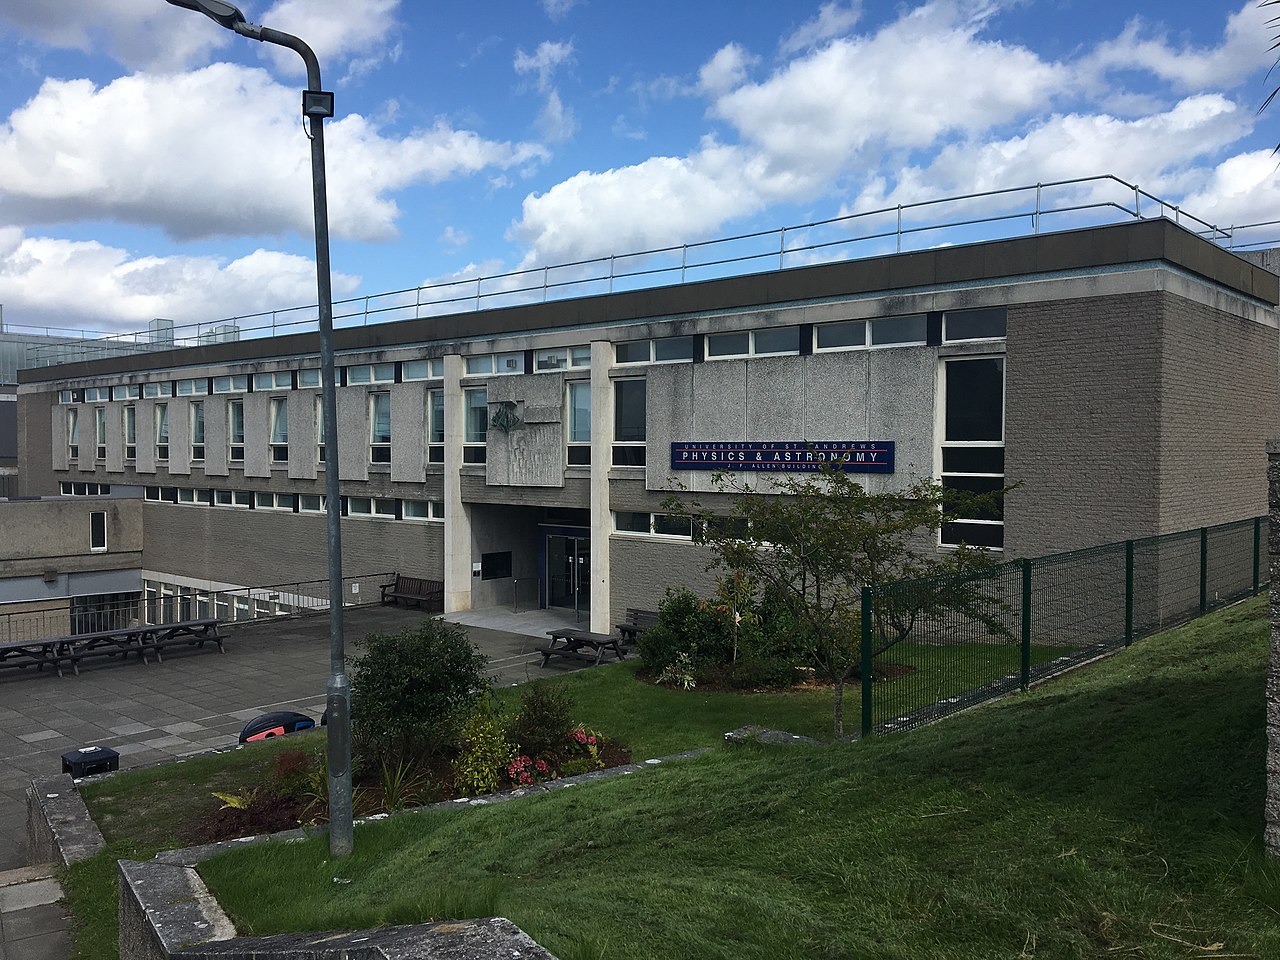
[369,391,392,464]
[228,399,245,463]
[190,401,205,462]
[154,404,169,463]
[463,386,488,464]
[269,396,289,464]
[612,377,646,466]
[939,355,1006,550]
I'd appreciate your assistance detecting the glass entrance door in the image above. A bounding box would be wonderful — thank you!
[546,535,590,620]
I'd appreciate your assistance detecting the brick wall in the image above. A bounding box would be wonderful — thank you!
[1005,292,1164,556]
[608,535,720,617]
[17,390,56,496]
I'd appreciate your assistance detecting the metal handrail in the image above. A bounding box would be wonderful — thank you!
[16,174,1258,368]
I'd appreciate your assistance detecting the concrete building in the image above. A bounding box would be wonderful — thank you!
[12,218,1280,632]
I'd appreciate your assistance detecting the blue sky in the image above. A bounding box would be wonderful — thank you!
[0,0,1276,334]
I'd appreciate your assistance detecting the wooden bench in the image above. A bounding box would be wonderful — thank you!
[537,628,627,667]
[380,575,444,611]
[615,608,659,645]
[0,618,225,678]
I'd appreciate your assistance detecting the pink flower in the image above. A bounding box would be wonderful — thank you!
[535,759,549,774]
[587,736,597,745]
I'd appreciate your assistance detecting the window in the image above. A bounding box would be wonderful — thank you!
[481,551,512,579]
[60,482,72,495]
[943,307,1007,342]
[143,382,172,398]
[67,408,79,461]
[402,499,444,521]
[464,387,487,463]
[84,387,109,402]
[63,482,111,497]
[176,378,208,396]
[190,401,205,461]
[94,408,107,460]
[296,369,320,389]
[253,371,293,391]
[90,511,107,552]
[113,385,141,401]
[299,494,326,512]
[427,389,444,463]
[347,496,397,518]
[346,363,394,385]
[815,320,867,351]
[535,346,591,371]
[124,406,137,461]
[213,375,249,394]
[940,357,1005,549]
[465,352,523,376]
[315,397,326,464]
[214,489,252,508]
[270,397,289,463]
[706,328,799,359]
[255,492,296,511]
[613,512,693,538]
[870,314,927,346]
[228,400,245,462]
[615,336,694,364]
[155,404,169,462]
[369,392,392,463]
[176,487,211,505]
[402,359,443,382]
[567,380,591,465]
[613,378,646,466]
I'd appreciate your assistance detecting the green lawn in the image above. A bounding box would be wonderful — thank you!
[191,597,1280,960]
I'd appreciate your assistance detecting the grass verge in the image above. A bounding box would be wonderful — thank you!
[195,596,1280,959]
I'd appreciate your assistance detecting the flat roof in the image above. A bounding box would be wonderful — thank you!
[20,218,1278,384]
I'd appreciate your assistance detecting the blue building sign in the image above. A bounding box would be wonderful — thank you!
[670,441,895,473]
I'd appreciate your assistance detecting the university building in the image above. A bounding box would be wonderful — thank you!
[12,218,1279,634]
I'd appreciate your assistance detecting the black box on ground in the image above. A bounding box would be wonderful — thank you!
[61,746,120,779]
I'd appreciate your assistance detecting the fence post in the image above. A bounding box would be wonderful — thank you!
[1254,516,1263,596]
[1020,559,1031,692]
[860,586,873,739]
[1199,526,1208,614]
[1124,539,1134,647]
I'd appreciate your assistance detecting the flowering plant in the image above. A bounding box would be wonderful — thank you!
[565,726,604,770]
[506,754,553,787]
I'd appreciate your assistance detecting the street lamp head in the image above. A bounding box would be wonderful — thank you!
[164,0,247,31]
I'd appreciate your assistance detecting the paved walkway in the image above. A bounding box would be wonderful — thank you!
[0,603,582,958]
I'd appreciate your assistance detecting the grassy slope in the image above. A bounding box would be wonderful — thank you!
[196,597,1280,960]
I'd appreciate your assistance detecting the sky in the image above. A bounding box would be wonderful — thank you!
[0,0,1277,335]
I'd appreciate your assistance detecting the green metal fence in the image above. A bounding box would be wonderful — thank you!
[859,516,1267,737]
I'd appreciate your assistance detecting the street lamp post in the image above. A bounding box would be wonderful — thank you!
[164,0,353,857]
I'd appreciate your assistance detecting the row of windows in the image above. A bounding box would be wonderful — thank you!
[59,482,112,496]
[69,378,651,470]
[141,485,445,521]
[57,309,1006,403]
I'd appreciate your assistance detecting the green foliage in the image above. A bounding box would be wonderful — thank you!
[507,681,576,759]
[379,757,430,811]
[656,651,697,689]
[454,695,516,797]
[349,617,490,759]
[727,655,799,690]
[212,787,258,811]
[637,587,734,674]
[665,465,1005,736]
[270,749,316,798]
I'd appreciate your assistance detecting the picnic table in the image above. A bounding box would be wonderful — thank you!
[537,627,627,667]
[0,617,225,678]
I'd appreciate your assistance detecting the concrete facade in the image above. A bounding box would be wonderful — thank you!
[13,220,1280,626]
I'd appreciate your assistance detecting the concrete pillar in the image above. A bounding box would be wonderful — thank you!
[1266,440,1280,855]
[589,340,613,633]
[443,354,472,613]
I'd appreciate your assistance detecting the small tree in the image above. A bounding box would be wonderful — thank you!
[349,618,490,761]
[665,466,1004,737]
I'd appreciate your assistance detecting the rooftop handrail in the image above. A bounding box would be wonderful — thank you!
[16,173,1261,368]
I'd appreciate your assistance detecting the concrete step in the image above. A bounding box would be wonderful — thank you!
[0,865,55,889]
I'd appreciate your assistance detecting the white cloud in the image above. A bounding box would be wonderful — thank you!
[852,95,1253,211]
[537,89,578,143]
[541,0,583,21]
[0,228,360,332]
[514,40,575,92]
[0,0,231,72]
[1082,2,1271,95]
[697,44,757,97]
[779,2,863,56]
[1178,151,1280,232]
[0,65,548,243]
[257,0,402,78]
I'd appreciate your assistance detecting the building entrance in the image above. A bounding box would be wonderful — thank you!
[546,535,589,620]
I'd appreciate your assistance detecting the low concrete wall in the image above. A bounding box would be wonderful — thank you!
[25,773,105,867]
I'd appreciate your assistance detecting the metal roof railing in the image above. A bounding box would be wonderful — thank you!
[17,173,1272,369]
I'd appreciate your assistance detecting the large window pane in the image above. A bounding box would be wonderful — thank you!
[945,358,1004,441]
[614,379,646,442]
[568,381,591,444]
[465,387,488,444]
[871,313,927,345]
[944,308,1007,342]
[753,327,799,354]
[271,398,289,443]
[706,332,750,357]
[816,320,866,350]
[370,393,392,443]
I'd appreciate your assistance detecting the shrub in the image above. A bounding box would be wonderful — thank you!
[454,695,516,797]
[270,748,316,797]
[638,587,734,674]
[507,681,575,759]
[728,656,801,690]
[349,618,489,760]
